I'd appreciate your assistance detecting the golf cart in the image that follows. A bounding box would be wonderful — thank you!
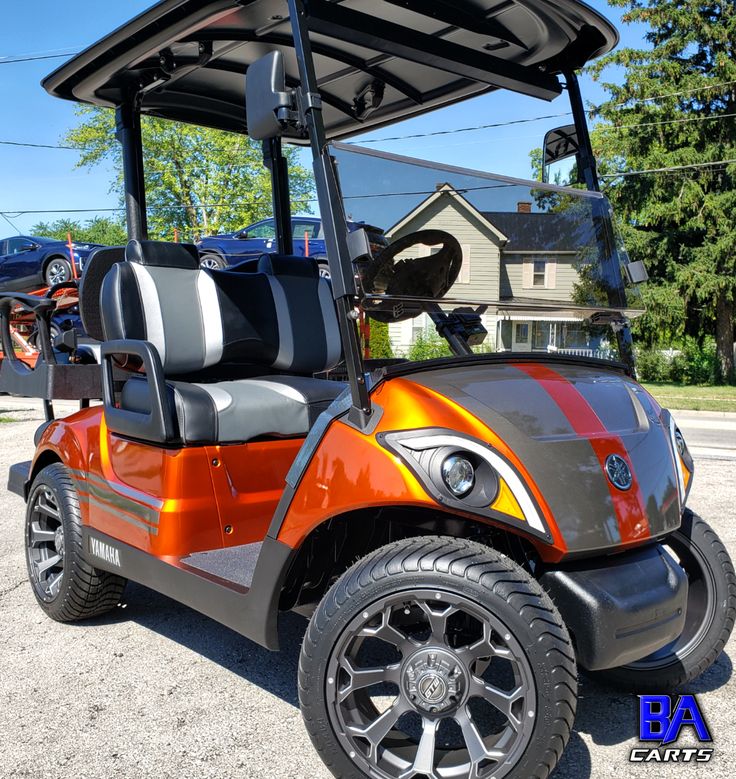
[6,2,735,778]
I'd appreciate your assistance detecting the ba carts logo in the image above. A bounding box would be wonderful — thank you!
[630,695,713,763]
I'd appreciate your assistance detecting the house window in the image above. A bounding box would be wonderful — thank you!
[522,256,557,290]
[412,326,424,343]
[429,244,471,283]
[514,323,529,344]
[533,259,546,286]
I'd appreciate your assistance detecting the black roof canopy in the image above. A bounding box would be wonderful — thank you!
[43,0,618,141]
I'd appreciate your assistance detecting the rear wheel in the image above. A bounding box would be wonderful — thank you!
[25,463,126,622]
[44,257,73,287]
[199,252,227,270]
[314,257,331,279]
[300,537,577,779]
[594,510,736,691]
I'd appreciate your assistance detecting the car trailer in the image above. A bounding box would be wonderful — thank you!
[4,2,735,778]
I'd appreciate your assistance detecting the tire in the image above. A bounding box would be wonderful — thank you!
[594,509,736,692]
[28,323,62,350]
[299,536,577,779]
[199,252,227,270]
[25,463,127,622]
[44,257,73,287]
[315,259,331,279]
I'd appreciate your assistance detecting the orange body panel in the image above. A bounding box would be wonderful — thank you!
[33,376,568,562]
[33,408,301,557]
[276,377,567,560]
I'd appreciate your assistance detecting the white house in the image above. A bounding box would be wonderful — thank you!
[385,184,602,356]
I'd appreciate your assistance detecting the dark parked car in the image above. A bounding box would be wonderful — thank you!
[0,236,101,291]
[197,216,387,276]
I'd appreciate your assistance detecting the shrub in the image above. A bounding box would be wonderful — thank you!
[636,349,671,382]
[406,332,452,361]
[680,337,717,385]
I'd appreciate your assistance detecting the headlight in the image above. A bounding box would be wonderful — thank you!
[441,454,475,497]
[674,429,686,457]
[378,429,549,540]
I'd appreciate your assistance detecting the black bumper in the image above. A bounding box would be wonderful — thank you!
[540,544,688,671]
[8,461,31,501]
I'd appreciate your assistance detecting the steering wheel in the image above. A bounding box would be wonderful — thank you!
[360,229,462,322]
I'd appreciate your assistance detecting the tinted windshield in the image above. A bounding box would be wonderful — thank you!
[332,143,642,362]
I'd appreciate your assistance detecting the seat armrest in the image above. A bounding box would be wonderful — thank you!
[101,339,177,443]
[0,292,57,366]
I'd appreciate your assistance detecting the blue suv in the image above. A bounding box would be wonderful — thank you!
[196,216,387,276]
[0,235,101,291]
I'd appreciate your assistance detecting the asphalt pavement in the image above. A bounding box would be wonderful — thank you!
[0,400,734,779]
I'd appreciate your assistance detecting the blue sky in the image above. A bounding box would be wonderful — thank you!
[0,1,648,235]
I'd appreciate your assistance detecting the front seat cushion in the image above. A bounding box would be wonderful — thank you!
[121,374,346,444]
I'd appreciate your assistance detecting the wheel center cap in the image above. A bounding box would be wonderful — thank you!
[403,648,466,714]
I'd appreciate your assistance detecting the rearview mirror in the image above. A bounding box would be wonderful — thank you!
[542,124,582,185]
[246,51,293,140]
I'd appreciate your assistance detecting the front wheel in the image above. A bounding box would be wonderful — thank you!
[299,537,577,779]
[199,252,227,270]
[594,510,736,691]
[44,257,73,287]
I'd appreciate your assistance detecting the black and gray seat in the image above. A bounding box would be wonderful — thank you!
[100,240,345,445]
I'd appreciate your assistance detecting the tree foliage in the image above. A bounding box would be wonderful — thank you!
[30,216,128,246]
[65,107,315,241]
[589,0,736,382]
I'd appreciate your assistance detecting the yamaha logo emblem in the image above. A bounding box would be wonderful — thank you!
[605,454,633,491]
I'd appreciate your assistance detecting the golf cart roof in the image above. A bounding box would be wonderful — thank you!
[43,0,618,141]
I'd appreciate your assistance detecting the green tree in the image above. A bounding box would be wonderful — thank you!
[366,319,393,359]
[31,216,128,246]
[65,107,315,241]
[589,0,736,382]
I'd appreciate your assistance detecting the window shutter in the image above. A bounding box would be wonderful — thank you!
[459,245,471,283]
[522,258,533,289]
[546,257,557,289]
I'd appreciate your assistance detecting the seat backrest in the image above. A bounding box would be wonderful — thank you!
[78,246,126,341]
[100,240,341,376]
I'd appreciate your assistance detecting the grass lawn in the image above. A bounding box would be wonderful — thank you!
[640,383,736,412]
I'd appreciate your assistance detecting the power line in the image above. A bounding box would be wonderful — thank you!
[601,159,736,178]
[0,140,80,151]
[351,112,573,143]
[604,111,736,132]
[0,51,79,65]
[3,106,734,155]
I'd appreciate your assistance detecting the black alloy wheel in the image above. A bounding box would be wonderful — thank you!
[25,464,127,622]
[300,537,578,779]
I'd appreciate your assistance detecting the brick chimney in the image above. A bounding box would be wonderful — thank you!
[517,201,532,213]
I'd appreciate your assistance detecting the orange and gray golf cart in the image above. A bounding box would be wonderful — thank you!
[4,2,735,778]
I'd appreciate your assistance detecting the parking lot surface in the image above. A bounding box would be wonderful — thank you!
[0,402,734,779]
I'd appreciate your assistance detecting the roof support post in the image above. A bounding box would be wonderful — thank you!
[565,70,599,192]
[288,0,372,428]
[263,137,293,255]
[115,100,148,241]
[566,70,635,372]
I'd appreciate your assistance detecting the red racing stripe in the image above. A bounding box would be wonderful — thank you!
[515,363,651,543]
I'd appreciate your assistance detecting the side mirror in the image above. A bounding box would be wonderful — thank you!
[542,124,583,185]
[246,51,293,140]
[17,241,38,253]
